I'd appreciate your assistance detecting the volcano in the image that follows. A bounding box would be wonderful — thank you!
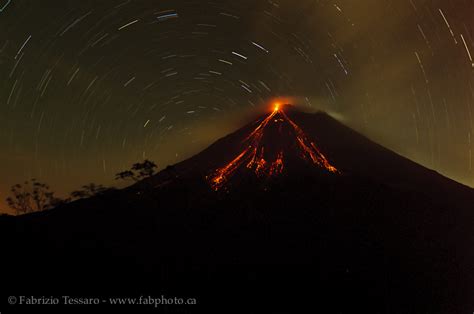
[1,106,474,313]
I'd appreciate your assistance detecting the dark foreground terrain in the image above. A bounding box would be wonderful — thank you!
[1,108,473,313]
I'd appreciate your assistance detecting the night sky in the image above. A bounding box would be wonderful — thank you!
[0,0,473,213]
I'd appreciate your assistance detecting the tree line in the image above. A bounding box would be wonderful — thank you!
[5,160,158,215]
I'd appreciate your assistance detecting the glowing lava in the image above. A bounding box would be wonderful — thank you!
[274,102,280,112]
[208,106,339,190]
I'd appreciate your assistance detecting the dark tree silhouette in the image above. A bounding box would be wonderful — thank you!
[6,179,65,215]
[115,170,137,181]
[70,183,112,200]
[133,160,158,177]
[115,160,158,182]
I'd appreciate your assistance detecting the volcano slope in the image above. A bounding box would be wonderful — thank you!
[1,106,473,313]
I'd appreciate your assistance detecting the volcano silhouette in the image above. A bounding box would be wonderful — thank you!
[1,106,474,313]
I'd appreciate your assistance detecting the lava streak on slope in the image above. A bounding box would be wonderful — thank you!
[208,106,339,190]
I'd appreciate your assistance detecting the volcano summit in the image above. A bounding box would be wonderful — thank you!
[1,106,474,313]
[208,104,338,190]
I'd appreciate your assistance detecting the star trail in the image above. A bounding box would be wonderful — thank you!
[0,0,473,213]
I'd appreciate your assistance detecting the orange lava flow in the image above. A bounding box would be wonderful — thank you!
[281,110,338,173]
[207,107,338,190]
[209,149,248,189]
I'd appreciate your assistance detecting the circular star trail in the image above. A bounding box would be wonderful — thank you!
[0,0,473,213]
